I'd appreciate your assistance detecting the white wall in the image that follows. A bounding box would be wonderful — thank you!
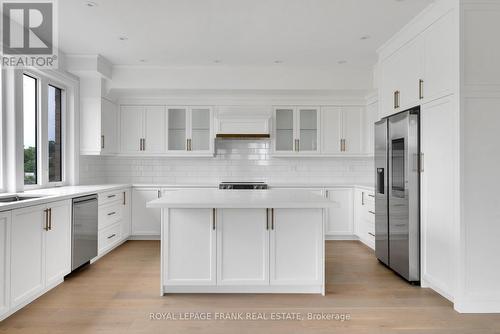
[80,140,373,186]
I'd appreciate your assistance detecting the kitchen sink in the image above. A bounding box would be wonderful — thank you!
[0,195,44,203]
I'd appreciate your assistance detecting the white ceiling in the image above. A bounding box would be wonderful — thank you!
[59,0,433,68]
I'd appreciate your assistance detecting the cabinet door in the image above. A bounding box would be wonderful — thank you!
[421,97,456,297]
[122,189,131,239]
[11,205,46,308]
[274,108,295,152]
[217,209,269,285]
[164,209,216,285]
[364,101,377,155]
[270,209,323,285]
[120,106,144,153]
[297,107,319,152]
[45,201,71,286]
[168,108,187,151]
[0,212,11,318]
[398,37,424,109]
[321,107,342,154]
[144,106,167,153]
[101,98,118,154]
[132,188,161,236]
[325,188,353,236]
[190,107,212,152]
[423,11,454,100]
[342,106,363,154]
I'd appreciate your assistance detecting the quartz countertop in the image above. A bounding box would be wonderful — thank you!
[147,189,338,209]
[0,184,130,211]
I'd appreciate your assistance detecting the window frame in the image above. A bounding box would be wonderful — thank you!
[22,73,41,188]
[22,70,68,189]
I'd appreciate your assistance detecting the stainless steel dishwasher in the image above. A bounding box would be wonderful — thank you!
[72,194,98,271]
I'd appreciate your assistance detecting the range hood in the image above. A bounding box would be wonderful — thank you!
[215,107,271,139]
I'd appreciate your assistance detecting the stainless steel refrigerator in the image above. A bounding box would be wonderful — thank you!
[375,107,420,283]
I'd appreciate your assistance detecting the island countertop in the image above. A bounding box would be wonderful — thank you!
[147,189,338,209]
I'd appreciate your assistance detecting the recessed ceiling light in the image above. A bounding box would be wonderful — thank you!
[337,60,347,65]
[139,59,147,63]
[274,60,283,64]
[213,59,222,64]
[84,1,98,7]
[119,36,128,41]
[360,35,371,40]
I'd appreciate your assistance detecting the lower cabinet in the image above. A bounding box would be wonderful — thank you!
[270,209,323,285]
[0,212,11,319]
[132,188,161,237]
[10,200,71,310]
[98,188,131,256]
[325,188,354,237]
[353,188,375,249]
[217,209,269,285]
[163,209,216,285]
[162,208,324,291]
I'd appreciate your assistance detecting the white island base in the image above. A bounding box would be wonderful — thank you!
[148,190,336,296]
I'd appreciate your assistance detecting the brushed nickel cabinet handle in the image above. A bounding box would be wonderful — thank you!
[44,209,49,231]
[368,232,375,237]
[266,208,269,230]
[107,212,116,216]
[419,79,424,100]
[107,194,116,199]
[48,208,52,230]
[139,139,143,151]
[157,190,161,198]
[361,192,365,205]
[101,135,105,149]
[143,138,146,151]
[123,192,126,205]
[394,91,400,109]
[369,210,375,215]
[368,194,375,198]
[213,209,216,230]
[107,233,116,239]
[271,208,275,230]
[420,153,425,172]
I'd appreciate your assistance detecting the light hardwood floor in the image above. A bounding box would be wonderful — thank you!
[1,240,499,334]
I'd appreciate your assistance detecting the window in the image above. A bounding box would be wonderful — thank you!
[48,85,62,182]
[23,74,38,185]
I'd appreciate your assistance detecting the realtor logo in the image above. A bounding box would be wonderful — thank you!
[1,0,58,68]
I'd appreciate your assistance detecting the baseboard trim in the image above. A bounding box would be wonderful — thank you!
[129,235,160,240]
[163,285,323,294]
[325,235,358,241]
[454,300,500,314]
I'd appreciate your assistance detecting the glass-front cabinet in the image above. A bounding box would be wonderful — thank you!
[167,106,213,154]
[273,107,320,154]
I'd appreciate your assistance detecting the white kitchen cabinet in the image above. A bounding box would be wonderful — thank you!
[10,205,46,308]
[273,107,320,155]
[10,200,71,309]
[217,209,269,285]
[420,96,456,298]
[353,188,375,249]
[325,188,353,237]
[163,209,216,285]
[44,201,71,287]
[0,212,11,319]
[81,97,119,155]
[270,209,323,285]
[132,188,161,237]
[100,98,118,155]
[423,11,454,101]
[120,105,167,154]
[364,101,377,155]
[321,106,364,155]
[167,106,214,154]
[122,189,132,239]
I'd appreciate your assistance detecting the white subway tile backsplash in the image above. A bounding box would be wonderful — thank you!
[79,140,374,186]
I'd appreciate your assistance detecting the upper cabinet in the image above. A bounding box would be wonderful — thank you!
[273,107,320,155]
[120,105,167,154]
[81,98,118,155]
[378,10,454,119]
[119,105,214,156]
[168,107,213,154]
[321,106,365,155]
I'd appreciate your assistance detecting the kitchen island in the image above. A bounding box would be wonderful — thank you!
[147,189,337,295]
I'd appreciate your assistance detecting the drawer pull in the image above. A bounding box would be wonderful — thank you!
[107,212,116,216]
[368,194,375,198]
[107,194,116,199]
[368,232,375,237]
[107,233,117,239]
[368,210,375,215]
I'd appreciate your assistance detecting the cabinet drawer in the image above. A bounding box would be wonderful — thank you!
[99,190,125,206]
[98,222,122,254]
[98,203,123,230]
